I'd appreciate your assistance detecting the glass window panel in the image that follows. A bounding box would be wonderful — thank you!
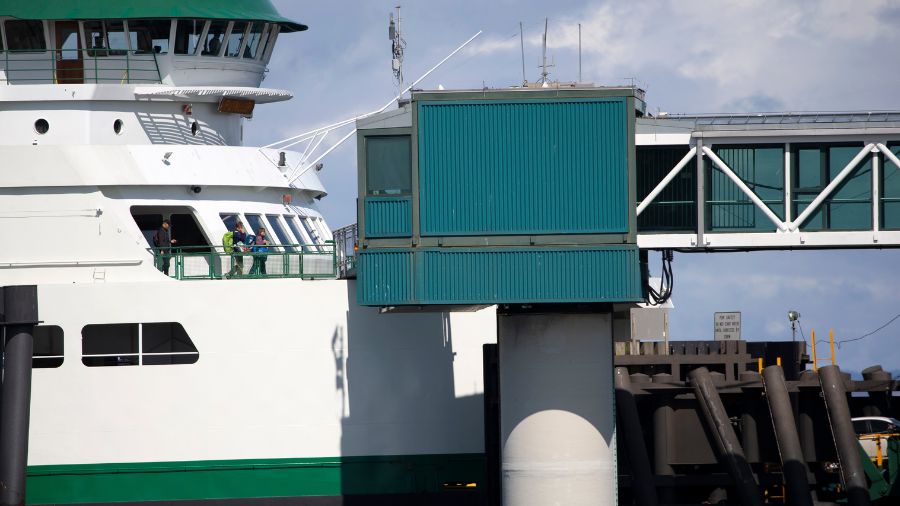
[174,19,205,55]
[57,24,80,60]
[366,135,412,195]
[285,216,314,252]
[707,146,784,232]
[33,325,64,368]
[266,214,295,251]
[106,21,128,55]
[82,323,139,367]
[243,23,265,59]
[201,20,228,56]
[260,26,278,61]
[142,323,199,365]
[5,20,46,51]
[128,20,171,54]
[882,144,900,230]
[83,20,108,56]
[225,21,248,58]
[245,214,267,238]
[793,144,871,231]
[636,146,696,232]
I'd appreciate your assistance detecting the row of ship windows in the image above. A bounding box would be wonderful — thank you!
[31,117,199,137]
[32,323,198,369]
[1,18,278,61]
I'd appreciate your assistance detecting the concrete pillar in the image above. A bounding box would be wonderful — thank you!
[499,312,615,506]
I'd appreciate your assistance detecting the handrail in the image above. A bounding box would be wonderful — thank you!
[148,241,337,280]
[1,48,162,85]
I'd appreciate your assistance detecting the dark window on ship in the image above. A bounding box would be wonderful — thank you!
[83,20,128,56]
[131,207,212,251]
[82,323,139,367]
[128,20,172,54]
[243,23,266,59]
[5,20,46,51]
[201,20,228,56]
[82,323,198,367]
[33,325,64,369]
[142,323,199,365]
[366,135,412,195]
[174,19,205,55]
[106,21,129,55]
[245,214,267,236]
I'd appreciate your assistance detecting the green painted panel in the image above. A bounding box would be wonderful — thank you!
[417,98,630,236]
[357,250,415,305]
[707,145,784,232]
[358,246,642,306]
[793,144,872,231]
[365,197,412,238]
[27,454,484,504]
[0,0,306,32]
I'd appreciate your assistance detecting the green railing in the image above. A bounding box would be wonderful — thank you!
[2,48,162,84]
[149,242,337,280]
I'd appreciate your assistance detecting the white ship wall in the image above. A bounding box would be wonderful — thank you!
[29,279,497,465]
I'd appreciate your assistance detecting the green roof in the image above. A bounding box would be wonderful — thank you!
[0,0,307,32]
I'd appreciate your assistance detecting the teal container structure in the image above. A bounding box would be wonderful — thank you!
[356,88,644,307]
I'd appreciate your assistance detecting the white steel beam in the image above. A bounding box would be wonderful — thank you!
[789,144,875,231]
[635,147,696,216]
[873,145,881,234]
[702,146,788,231]
[784,143,792,222]
[877,143,900,169]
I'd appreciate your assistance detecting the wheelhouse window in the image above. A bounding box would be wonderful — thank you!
[243,23,266,59]
[82,323,198,367]
[5,20,46,51]
[201,20,228,56]
[174,19,205,55]
[106,20,129,55]
[225,21,248,58]
[128,20,172,54]
[84,20,128,55]
[33,325,64,369]
[285,215,314,252]
[260,25,279,61]
[366,135,412,195]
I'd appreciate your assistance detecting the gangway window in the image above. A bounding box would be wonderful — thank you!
[637,146,696,232]
[366,135,412,195]
[5,20,46,51]
[174,19,206,55]
[82,323,198,367]
[792,144,872,231]
[128,20,172,54]
[707,145,784,232]
[882,143,900,230]
[33,325,64,369]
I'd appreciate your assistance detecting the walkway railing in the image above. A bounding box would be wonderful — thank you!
[2,49,162,84]
[149,242,336,280]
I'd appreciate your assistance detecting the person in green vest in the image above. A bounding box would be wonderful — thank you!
[223,222,247,279]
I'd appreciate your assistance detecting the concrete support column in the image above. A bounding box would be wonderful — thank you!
[499,312,615,506]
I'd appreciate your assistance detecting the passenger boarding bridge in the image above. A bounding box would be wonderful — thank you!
[636,112,900,250]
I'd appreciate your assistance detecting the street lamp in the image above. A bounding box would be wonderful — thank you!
[788,310,800,342]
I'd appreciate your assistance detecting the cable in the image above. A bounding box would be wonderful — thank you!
[836,311,900,348]
[646,249,674,306]
[795,321,809,349]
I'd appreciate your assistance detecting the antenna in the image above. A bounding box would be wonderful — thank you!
[538,18,554,86]
[389,6,405,89]
[519,21,526,86]
[578,23,582,83]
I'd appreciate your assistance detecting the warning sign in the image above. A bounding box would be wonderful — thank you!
[714,312,741,341]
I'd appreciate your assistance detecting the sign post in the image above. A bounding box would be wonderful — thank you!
[714,312,741,341]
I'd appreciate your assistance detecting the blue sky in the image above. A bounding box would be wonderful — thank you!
[252,1,900,375]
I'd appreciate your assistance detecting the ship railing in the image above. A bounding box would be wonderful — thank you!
[1,48,162,85]
[332,223,358,279]
[148,242,336,280]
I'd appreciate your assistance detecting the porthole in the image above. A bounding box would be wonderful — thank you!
[34,119,49,134]
[191,121,199,136]
[113,119,124,135]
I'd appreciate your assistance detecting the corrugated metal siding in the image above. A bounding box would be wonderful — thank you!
[357,246,642,306]
[365,197,412,238]
[418,99,629,236]
[357,250,415,305]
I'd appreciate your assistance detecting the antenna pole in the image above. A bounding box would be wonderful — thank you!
[519,21,525,85]
[578,23,582,83]
[540,18,548,83]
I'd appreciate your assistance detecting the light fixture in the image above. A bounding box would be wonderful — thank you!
[788,310,800,342]
[315,163,324,172]
[788,311,800,322]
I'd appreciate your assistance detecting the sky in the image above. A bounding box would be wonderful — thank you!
[250,0,900,375]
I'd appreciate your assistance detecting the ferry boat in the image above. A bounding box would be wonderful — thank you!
[0,2,496,504]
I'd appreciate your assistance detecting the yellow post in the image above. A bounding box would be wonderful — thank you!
[777,356,782,367]
[829,328,836,366]
[876,438,884,468]
[811,328,817,371]
[758,357,763,373]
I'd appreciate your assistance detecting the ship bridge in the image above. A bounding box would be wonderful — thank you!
[636,111,900,251]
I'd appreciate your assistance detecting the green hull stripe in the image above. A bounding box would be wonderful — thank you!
[27,454,484,505]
